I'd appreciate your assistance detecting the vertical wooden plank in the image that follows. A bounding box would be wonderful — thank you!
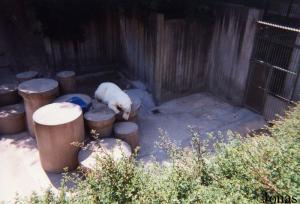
[149,14,156,92]
[139,19,145,83]
[154,14,164,102]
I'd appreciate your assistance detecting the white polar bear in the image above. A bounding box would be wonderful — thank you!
[95,82,132,120]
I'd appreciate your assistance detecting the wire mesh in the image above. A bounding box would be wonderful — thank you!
[245,21,300,121]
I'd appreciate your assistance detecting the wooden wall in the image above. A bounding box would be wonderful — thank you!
[0,2,263,105]
[119,14,157,92]
[158,19,212,101]
[44,11,120,74]
[0,4,121,82]
[207,6,263,105]
[119,5,263,104]
[119,14,213,102]
[0,0,48,82]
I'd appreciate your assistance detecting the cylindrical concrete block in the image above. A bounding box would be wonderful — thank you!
[54,93,92,112]
[84,108,115,138]
[78,138,132,171]
[0,103,25,135]
[33,102,85,173]
[18,78,59,137]
[0,84,20,106]
[91,99,107,111]
[16,71,39,83]
[56,71,76,94]
[54,93,91,105]
[116,94,141,122]
[114,122,139,152]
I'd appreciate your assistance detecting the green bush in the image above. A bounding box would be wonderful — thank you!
[17,103,300,203]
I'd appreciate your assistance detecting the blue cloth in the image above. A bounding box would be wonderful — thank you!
[66,96,90,112]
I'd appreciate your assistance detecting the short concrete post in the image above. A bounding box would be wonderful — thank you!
[54,93,91,105]
[33,102,85,173]
[56,71,77,94]
[16,71,39,83]
[91,99,107,111]
[116,94,141,122]
[18,78,59,137]
[0,103,25,134]
[0,84,20,106]
[78,138,132,171]
[84,108,115,138]
[114,122,139,152]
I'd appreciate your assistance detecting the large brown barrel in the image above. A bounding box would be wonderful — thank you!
[18,78,59,137]
[56,71,77,94]
[33,102,85,173]
[0,84,20,106]
[0,103,25,135]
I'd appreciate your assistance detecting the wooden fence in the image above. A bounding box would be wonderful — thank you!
[44,11,120,74]
[119,14,212,102]
[119,6,262,103]
[119,14,157,93]
[0,2,263,104]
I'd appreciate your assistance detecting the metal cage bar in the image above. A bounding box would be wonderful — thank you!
[245,21,300,121]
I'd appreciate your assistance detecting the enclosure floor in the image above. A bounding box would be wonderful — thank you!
[0,92,265,202]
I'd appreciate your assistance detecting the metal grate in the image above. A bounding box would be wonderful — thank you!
[263,0,300,28]
[245,21,300,121]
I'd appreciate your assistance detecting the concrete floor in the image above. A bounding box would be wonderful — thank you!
[137,92,265,162]
[0,92,265,202]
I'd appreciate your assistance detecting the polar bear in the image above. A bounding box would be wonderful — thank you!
[95,82,132,120]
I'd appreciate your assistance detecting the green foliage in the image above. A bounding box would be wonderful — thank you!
[17,103,300,203]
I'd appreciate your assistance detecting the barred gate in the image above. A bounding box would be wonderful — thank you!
[244,21,300,121]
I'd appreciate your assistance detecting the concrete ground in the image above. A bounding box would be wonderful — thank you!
[0,92,265,203]
[136,92,265,162]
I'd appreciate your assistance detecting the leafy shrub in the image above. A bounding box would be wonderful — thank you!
[17,103,300,203]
